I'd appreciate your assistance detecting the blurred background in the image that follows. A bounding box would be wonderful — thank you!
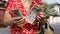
[0,0,60,34]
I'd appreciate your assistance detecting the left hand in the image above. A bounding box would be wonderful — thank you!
[35,12,47,25]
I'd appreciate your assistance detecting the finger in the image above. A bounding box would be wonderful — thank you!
[40,15,46,18]
[37,16,42,19]
[36,16,41,21]
[39,15,46,19]
[39,12,46,18]
[13,17,22,21]
[13,18,24,25]
[16,18,24,23]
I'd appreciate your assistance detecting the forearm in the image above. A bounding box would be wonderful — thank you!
[4,18,14,26]
[4,11,14,26]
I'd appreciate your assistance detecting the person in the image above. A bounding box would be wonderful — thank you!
[4,0,46,34]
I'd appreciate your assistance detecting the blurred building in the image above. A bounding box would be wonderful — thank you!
[48,3,60,24]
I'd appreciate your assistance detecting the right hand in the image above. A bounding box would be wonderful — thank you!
[11,17,24,25]
[4,11,24,26]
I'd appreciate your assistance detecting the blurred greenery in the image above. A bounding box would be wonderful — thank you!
[43,2,51,14]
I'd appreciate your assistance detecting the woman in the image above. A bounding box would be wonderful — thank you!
[4,0,46,34]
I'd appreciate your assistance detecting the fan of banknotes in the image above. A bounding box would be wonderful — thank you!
[26,5,44,23]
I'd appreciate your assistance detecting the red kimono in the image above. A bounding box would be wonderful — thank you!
[5,0,44,34]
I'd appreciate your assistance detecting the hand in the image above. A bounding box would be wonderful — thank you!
[11,17,24,25]
[37,12,46,19]
[4,11,24,26]
[36,12,47,25]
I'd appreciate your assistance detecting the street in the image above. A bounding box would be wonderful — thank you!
[0,24,60,34]
[51,24,60,34]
